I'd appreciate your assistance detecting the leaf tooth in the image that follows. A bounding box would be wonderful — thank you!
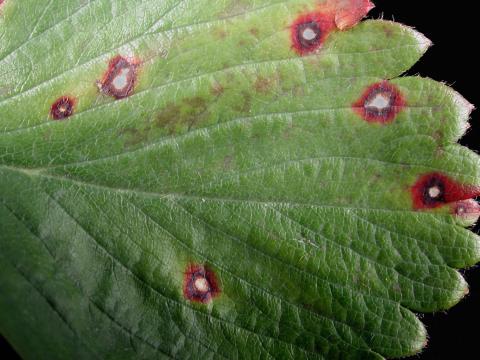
[449,86,476,138]
[405,26,432,55]
[405,314,428,358]
[445,270,470,309]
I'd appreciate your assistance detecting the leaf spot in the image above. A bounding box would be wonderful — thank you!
[98,55,139,99]
[50,96,76,120]
[290,12,335,56]
[352,81,406,123]
[452,200,480,221]
[254,76,274,94]
[411,173,480,210]
[183,264,220,304]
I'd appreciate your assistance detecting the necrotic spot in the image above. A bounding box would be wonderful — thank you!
[50,96,76,120]
[290,12,335,55]
[411,173,480,210]
[98,55,139,99]
[183,264,220,304]
[352,81,406,123]
[452,200,480,220]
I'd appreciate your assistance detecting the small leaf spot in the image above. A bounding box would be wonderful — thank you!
[183,264,220,304]
[452,200,480,220]
[98,55,139,99]
[352,81,406,123]
[290,12,335,56]
[50,96,76,120]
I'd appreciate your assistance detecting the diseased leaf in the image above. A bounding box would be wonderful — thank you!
[0,0,479,359]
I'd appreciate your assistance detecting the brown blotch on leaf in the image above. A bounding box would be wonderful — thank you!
[213,27,228,39]
[155,103,182,134]
[118,126,151,147]
[249,27,260,37]
[223,155,234,170]
[432,130,444,142]
[382,24,394,38]
[233,91,253,113]
[188,96,207,110]
[254,76,274,94]
[210,82,225,96]
[155,96,210,134]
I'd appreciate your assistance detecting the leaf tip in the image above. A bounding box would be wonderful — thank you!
[407,315,428,357]
[449,87,476,137]
[446,271,471,308]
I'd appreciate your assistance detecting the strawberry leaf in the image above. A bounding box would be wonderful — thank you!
[0,1,478,359]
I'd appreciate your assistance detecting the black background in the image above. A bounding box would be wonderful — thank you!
[1,0,479,359]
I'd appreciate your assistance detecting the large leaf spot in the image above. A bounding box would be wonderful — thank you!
[352,81,406,123]
[97,55,140,99]
[412,172,480,210]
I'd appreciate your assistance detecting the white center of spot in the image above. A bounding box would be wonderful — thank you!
[302,27,317,41]
[365,94,390,110]
[112,68,131,90]
[428,186,441,198]
[194,277,209,292]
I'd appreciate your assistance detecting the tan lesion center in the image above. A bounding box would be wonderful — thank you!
[428,186,441,199]
[194,277,210,292]
[365,93,391,111]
